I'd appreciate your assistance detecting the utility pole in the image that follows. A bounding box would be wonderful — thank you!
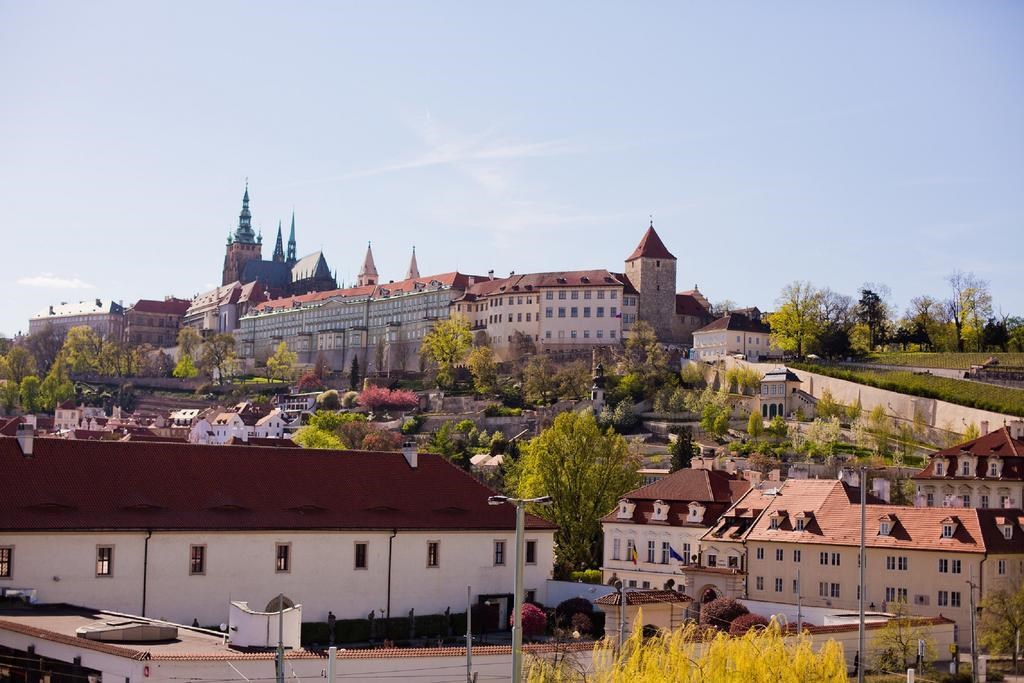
[276,593,285,683]
[616,580,626,649]
[796,569,802,629]
[858,466,866,683]
[968,567,979,683]
[466,585,473,683]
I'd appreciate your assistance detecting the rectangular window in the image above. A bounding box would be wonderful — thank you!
[661,542,670,564]
[927,493,935,507]
[756,547,764,560]
[526,313,532,322]
[830,583,841,598]
[962,494,970,507]
[494,541,506,566]
[571,291,579,300]
[583,307,591,318]
[831,552,841,566]
[583,330,590,338]
[558,291,566,300]
[820,552,829,565]
[756,576,764,591]
[558,308,566,318]
[682,543,691,565]
[887,556,896,570]
[952,559,962,574]
[980,495,989,509]
[275,543,290,572]
[706,554,717,568]
[545,330,552,339]
[526,540,537,565]
[951,591,961,608]
[190,545,206,575]
[728,556,739,569]
[597,307,605,317]
[886,587,896,602]
[775,548,784,561]
[545,307,553,318]
[793,579,799,594]
[775,578,783,592]
[897,587,908,602]
[898,557,908,571]
[571,307,578,318]
[793,550,801,562]
[597,291,605,300]
[937,590,949,607]
[353,542,368,569]
[0,547,11,578]
[647,541,656,563]
[427,541,439,568]
[939,558,948,573]
[819,582,828,597]
[612,538,620,560]
[611,307,617,317]
[96,546,114,577]
[546,292,553,300]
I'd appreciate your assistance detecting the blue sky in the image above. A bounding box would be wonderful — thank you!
[1,1,1021,337]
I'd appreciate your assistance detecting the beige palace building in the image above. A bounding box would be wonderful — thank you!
[913,423,1024,510]
[697,478,1024,646]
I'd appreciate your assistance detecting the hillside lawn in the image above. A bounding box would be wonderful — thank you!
[863,351,1024,370]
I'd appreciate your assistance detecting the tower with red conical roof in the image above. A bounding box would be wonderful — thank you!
[624,221,677,340]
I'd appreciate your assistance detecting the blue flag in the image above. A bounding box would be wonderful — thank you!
[669,546,686,563]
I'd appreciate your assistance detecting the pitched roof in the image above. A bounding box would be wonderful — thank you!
[129,298,192,316]
[252,272,480,314]
[625,469,748,504]
[762,367,801,382]
[31,299,124,320]
[460,270,638,299]
[742,479,1024,554]
[626,226,676,261]
[694,312,770,335]
[290,251,332,282]
[675,293,711,317]
[915,426,1024,481]
[0,437,555,532]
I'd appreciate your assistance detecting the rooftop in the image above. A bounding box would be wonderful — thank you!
[625,225,676,262]
[694,312,770,335]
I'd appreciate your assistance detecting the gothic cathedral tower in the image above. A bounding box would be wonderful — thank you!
[624,222,677,340]
[222,184,263,285]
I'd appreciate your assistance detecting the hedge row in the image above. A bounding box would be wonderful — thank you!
[301,612,470,646]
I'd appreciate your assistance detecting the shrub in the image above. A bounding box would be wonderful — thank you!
[571,612,593,635]
[484,403,523,417]
[554,597,594,629]
[455,419,476,434]
[359,385,420,412]
[701,597,749,631]
[512,603,548,637]
[296,371,324,392]
[316,389,340,410]
[400,415,423,434]
[569,569,603,584]
[728,613,770,635]
[340,390,359,408]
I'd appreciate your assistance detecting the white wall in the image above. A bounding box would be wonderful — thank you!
[0,529,555,626]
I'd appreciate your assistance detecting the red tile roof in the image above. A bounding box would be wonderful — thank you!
[695,312,770,335]
[461,270,638,299]
[256,272,482,312]
[626,226,676,261]
[603,470,749,528]
[742,479,1024,554]
[675,293,711,317]
[915,427,1024,481]
[0,437,555,532]
[130,298,192,316]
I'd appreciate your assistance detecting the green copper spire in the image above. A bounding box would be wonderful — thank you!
[286,211,297,264]
[233,182,257,244]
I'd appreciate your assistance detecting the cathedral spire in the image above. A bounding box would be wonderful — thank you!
[272,221,285,262]
[405,245,420,280]
[357,241,378,286]
[286,211,297,264]
[233,182,257,244]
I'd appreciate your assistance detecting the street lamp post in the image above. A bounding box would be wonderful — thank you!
[488,494,552,683]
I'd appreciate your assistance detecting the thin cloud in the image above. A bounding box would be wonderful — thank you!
[17,273,95,289]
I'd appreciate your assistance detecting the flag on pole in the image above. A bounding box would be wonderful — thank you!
[669,546,686,563]
[630,545,638,565]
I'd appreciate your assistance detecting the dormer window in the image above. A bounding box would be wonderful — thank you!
[879,522,890,536]
[617,499,636,520]
[941,524,954,538]
[795,518,806,531]
[988,458,1001,478]
[687,502,706,524]
[652,500,668,522]
[961,461,971,476]
[1002,525,1013,540]
[935,462,944,476]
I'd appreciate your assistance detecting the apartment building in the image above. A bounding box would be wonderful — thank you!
[601,468,750,593]
[692,312,781,362]
[914,423,1024,510]
[125,297,192,347]
[698,478,1024,646]
[28,299,125,340]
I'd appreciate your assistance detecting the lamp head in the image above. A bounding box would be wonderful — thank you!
[488,495,508,506]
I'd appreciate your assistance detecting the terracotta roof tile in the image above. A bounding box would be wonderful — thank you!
[626,226,676,261]
[0,437,556,532]
[695,313,770,335]
[595,589,691,606]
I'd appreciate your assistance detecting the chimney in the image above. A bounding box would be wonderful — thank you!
[871,478,891,503]
[402,440,418,469]
[48,305,54,315]
[487,270,494,280]
[16,423,34,458]
[95,298,102,307]
[1009,420,1024,440]
[980,420,989,435]
[838,467,860,489]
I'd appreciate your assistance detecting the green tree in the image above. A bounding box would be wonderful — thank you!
[980,584,1024,675]
[871,601,936,672]
[2,347,37,384]
[39,362,75,411]
[617,320,667,390]
[200,334,236,383]
[467,345,498,395]
[420,315,472,389]
[61,326,106,374]
[524,355,558,404]
[767,415,788,439]
[19,375,42,413]
[177,327,202,357]
[349,356,361,391]
[962,421,981,442]
[867,405,892,455]
[0,381,18,413]
[856,285,891,351]
[766,281,822,358]
[669,426,696,472]
[293,425,344,449]
[747,411,764,438]
[554,360,591,400]
[266,341,298,382]
[506,411,640,570]
[173,354,199,379]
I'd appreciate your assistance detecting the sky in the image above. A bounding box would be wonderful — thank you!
[1,1,1022,337]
